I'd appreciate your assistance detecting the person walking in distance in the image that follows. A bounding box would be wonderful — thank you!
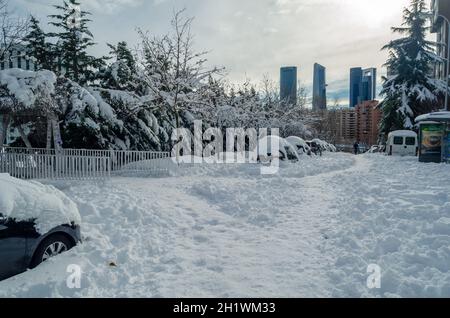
[353,141,359,155]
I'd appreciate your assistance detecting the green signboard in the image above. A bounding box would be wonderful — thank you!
[419,123,445,163]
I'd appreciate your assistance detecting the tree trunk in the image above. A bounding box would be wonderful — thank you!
[51,115,63,153]
[46,117,52,149]
[0,114,10,146]
[17,124,32,149]
[175,108,180,163]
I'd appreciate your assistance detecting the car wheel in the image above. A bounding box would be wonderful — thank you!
[30,234,74,269]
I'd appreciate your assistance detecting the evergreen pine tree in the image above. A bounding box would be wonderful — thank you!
[48,0,104,84]
[99,41,136,90]
[23,16,54,71]
[108,41,136,71]
[380,0,447,134]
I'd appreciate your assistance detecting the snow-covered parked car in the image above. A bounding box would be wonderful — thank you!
[327,144,337,152]
[367,145,379,154]
[311,139,327,152]
[314,139,337,153]
[0,174,81,281]
[286,136,312,155]
[257,136,300,162]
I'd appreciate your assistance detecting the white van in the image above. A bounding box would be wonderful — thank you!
[386,130,418,156]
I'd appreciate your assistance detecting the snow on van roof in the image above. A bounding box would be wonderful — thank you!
[388,130,418,137]
[0,174,81,234]
[415,111,450,123]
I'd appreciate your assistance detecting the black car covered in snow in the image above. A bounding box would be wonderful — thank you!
[0,173,81,281]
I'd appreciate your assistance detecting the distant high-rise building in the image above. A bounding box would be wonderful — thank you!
[313,63,327,111]
[362,68,377,101]
[350,67,363,108]
[349,67,377,108]
[280,66,297,105]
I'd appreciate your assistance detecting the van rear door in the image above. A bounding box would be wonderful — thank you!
[393,136,404,155]
[405,137,417,156]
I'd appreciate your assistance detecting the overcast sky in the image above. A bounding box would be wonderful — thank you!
[12,0,418,105]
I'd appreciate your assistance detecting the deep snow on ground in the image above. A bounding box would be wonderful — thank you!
[0,153,449,298]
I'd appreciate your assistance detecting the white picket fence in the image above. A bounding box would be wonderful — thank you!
[0,153,111,180]
[0,146,173,180]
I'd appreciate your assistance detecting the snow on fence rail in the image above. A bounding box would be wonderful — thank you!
[0,153,110,180]
[0,146,173,179]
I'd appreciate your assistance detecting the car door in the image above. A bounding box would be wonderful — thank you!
[0,215,27,281]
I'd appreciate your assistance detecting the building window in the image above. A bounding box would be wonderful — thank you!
[26,58,30,70]
[0,61,4,70]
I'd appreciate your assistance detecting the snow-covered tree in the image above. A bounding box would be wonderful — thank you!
[48,0,104,84]
[98,41,136,91]
[23,16,54,71]
[380,0,447,133]
[0,69,58,148]
[137,9,223,133]
[0,0,28,59]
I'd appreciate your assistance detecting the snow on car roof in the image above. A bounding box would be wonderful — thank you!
[0,174,81,234]
[258,136,299,160]
[286,136,307,145]
[415,111,450,123]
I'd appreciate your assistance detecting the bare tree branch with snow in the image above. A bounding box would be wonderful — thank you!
[0,0,28,58]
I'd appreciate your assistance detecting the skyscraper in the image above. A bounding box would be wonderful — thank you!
[362,68,377,101]
[350,67,363,108]
[349,67,377,108]
[280,66,298,105]
[313,63,327,111]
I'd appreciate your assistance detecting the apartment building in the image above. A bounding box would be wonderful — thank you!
[332,108,357,144]
[355,100,382,147]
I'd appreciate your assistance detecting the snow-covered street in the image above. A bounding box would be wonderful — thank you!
[0,153,449,298]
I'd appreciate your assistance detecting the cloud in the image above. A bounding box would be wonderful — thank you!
[81,0,145,13]
[16,0,146,15]
[12,0,414,102]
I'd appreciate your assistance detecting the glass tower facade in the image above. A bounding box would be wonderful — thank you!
[350,67,363,108]
[313,63,327,111]
[350,67,377,108]
[280,66,298,105]
[362,68,377,101]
